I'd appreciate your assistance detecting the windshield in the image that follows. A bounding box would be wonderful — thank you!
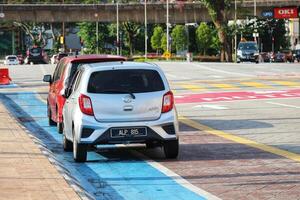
[238,43,258,51]
[87,69,165,93]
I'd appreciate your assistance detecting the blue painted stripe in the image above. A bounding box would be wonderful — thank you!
[0,83,18,88]
[6,92,207,200]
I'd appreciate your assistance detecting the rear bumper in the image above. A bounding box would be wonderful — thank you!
[72,109,179,144]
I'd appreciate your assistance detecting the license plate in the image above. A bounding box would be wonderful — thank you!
[110,127,147,138]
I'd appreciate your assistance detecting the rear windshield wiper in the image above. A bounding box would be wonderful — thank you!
[98,89,136,99]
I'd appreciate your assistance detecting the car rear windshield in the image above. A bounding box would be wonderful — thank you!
[238,43,258,50]
[8,56,17,60]
[87,69,165,93]
[30,48,41,54]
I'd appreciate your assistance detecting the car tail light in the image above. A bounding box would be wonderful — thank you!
[162,91,174,113]
[78,94,94,116]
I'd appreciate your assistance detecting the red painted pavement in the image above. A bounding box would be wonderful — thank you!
[175,89,300,104]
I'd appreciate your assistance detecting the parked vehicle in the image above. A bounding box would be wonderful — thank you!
[281,50,293,62]
[24,47,48,64]
[50,54,58,64]
[237,41,259,63]
[274,52,287,62]
[293,49,300,62]
[43,54,126,134]
[51,53,68,64]
[62,62,179,162]
[4,55,19,65]
[17,55,24,64]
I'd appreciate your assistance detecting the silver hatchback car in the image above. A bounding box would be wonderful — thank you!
[62,62,179,162]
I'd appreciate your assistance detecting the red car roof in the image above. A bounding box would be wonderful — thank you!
[61,54,126,63]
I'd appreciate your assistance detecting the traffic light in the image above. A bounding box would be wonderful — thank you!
[60,36,64,44]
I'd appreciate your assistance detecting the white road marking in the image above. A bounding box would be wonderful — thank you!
[132,151,221,200]
[166,73,178,78]
[266,102,300,109]
[194,104,228,110]
[192,63,255,77]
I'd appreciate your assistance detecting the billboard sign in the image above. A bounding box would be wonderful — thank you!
[274,7,298,19]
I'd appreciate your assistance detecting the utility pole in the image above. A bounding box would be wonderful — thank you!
[116,1,120,55]
[166,0,169,53]
[144,0,147,59]
[234,0,237,63]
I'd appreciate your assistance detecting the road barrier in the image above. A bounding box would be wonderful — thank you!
[0,68,12,85]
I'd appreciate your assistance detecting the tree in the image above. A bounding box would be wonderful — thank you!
[171,25,187,53]
[77,22,107,54]
[196,22,212,55]
[123,22,141,56]
[151,26,164,53]
[201,0,232,62]
[161,33,167,52]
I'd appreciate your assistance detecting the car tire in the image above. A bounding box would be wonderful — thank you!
[48,104,56,126]
[57,122,63,134]
[73,130,87,162]
[163,139,179,159]
[63,129,73,152]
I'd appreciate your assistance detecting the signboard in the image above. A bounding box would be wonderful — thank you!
[261,11,273,18]
[0,13,5,18]
[274,7,298,19]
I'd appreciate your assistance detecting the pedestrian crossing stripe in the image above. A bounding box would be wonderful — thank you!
[240,82,273,88]
[272,81,300,87]
[170,81,300,92]
[181,84,203,91]
[210,84,238,90]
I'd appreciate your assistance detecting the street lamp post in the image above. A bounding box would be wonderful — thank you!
[166,0,169,53]
[116,1,120,55]
[144,0,147,59]
[234,0,237,63]
[95,13,99,54]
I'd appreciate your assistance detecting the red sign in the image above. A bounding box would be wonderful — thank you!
[274,7,298,19]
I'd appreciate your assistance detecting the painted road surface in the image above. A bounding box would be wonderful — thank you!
[2,92,218,200]
[175,89,300,104]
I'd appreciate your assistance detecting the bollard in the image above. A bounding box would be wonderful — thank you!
[0,68,12,85]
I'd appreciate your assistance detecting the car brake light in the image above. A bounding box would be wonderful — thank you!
[162,91,174,113]
[78,94,94,116]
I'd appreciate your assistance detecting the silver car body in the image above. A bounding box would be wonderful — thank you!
[4,55,19,65]
[63,62,179,146]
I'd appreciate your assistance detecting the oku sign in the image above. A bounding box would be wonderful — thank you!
[274,7,298,19]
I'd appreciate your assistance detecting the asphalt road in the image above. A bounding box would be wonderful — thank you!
[1,61,300,200]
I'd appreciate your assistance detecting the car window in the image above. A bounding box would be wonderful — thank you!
[87,69,165,94]
[7,56,17,60]
[72,71,83,92]
[238,43,258,50]
[52,61,65,82]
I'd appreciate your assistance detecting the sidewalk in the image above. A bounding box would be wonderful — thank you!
[0,102,81,200]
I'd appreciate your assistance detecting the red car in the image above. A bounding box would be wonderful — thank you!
[43,54,126,133]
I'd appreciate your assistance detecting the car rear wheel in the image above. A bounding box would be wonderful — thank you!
[57,122,63,134]
[163,139,179,159]
[73,130,87,162]
[63,129,73,152]
[48,104,56,126]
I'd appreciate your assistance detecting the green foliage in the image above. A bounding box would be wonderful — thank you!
[151,26,163,53]
[196,22,212,55]
[123,22,142,56]
[161,33,167,52]
[171,25,187,53]
[77,22,107,54]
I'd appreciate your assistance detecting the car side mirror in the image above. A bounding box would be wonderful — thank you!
[43,75,52,83]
